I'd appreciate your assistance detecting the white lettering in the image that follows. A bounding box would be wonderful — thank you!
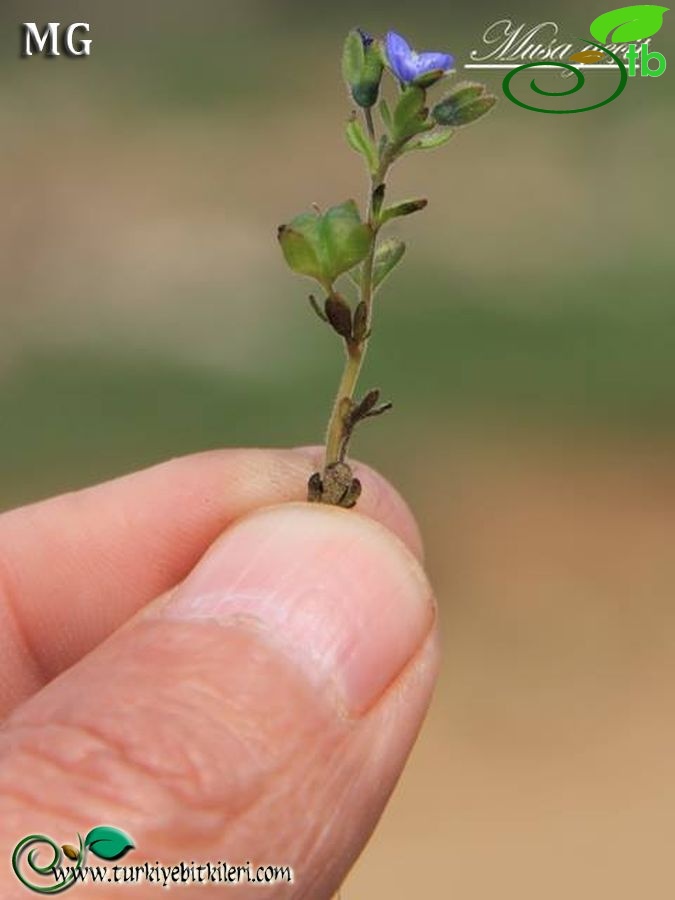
[23,22,60,57]
[65,23,92,57]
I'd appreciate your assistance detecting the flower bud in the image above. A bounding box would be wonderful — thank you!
[324,294,353,340]
[342,29,384,108]
[432,83,497,127]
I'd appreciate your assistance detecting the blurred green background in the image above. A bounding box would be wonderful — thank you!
[2,1,674,897]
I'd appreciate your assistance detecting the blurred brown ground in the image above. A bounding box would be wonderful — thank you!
[347,432,675,897]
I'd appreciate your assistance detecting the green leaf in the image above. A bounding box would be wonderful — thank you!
[590,5,669,43]
[345,116,378,173]
[433,85,497,127]
[454,96,497,126]
[320,200,373,279]
[446,83,486,105]
[380,198,428,225]
[278,201,372,288]
[372,238,406,290]
[379,98,393,132]
[393,86,429,140]
[84,826,134,862]
[347,239,406,292]
[277,216,324,285]
[406,127,455,151]
[342,30,365,88]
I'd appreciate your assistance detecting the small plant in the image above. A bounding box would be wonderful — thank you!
[278,29,496,508]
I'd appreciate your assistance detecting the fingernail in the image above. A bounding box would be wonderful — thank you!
[161,503,434,715]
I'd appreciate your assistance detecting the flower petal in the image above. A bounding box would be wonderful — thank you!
[397,55,424,84]
[412,51,454,78]
[385,31,454,84]
[385,31,414,82]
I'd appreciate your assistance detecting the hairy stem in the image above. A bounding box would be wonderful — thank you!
[322,156,389,471]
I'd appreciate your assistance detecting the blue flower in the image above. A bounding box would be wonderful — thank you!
[385,31,454,84]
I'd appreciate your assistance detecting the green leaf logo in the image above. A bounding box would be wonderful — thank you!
[84,826,135,861]
[590,5,669,43]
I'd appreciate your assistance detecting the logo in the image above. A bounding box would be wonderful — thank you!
[11,831,293,892]
[21,23,92,58]
[467,5,668,113]
[12,826,134,894]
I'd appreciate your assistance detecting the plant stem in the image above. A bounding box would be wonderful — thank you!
[364,107,376,142]
[323,157,388,471]
[322,239,375,469]
[324,342,364,465]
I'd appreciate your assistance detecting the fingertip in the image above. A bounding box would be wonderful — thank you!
[291,446,425,561]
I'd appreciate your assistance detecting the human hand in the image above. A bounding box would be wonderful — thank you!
[0,448,439,898]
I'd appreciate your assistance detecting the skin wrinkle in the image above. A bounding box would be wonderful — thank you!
[1,718,285,843]
[2,750,151,831]
[175,677,293,786]
[216,736,353,891]
[3,720,190,805]
[3,728,353,899]
[243,717,351,852]
[0,732,159,829]
[3,624,354,844]
[295,743,362,859]
[177,741,339,855]
[280,707,414,899]
[0,549,49,691]
[217,637,441,892]
[0,781,86,834]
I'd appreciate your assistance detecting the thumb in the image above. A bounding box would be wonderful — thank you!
[1,503,439,899]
